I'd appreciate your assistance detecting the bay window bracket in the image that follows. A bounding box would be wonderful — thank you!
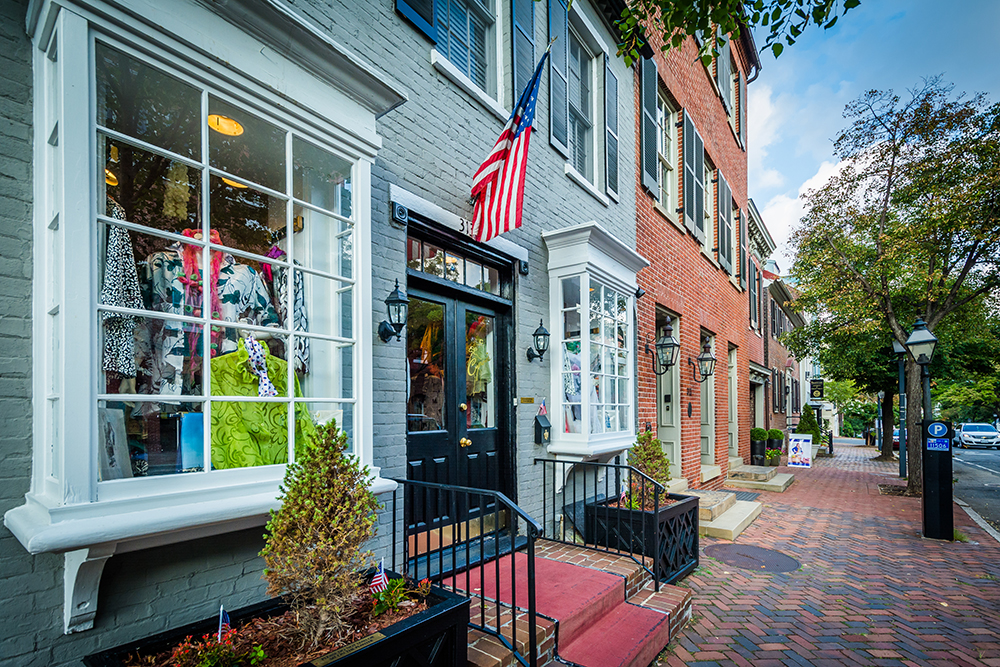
[63,543,116,634]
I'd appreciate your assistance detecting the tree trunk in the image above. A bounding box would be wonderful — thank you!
[905,356,923,494]
[880,390,895,458]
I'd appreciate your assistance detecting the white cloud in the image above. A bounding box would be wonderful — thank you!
[747,83,786,193]
[760,160,845,266]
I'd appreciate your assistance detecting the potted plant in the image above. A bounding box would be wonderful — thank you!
[767,429,785,455]
[584,431,699,585]
[765,448,781,466]
[750,427,768,466]
[85,422,469,667]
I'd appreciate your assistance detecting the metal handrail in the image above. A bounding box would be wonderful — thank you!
[390,478,541,667]
[534,458,666,591]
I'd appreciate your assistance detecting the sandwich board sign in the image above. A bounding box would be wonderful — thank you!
[788,433,813,468]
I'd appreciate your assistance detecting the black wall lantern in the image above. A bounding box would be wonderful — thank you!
[645,319,680,376]
[378,279,409,342]
[689,340,716,383]
[526,320,550,362]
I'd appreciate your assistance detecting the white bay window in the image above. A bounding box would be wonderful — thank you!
[6,0,404,634]
[543,223,648,459]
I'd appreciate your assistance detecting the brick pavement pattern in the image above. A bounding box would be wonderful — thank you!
[660,440,1000,667]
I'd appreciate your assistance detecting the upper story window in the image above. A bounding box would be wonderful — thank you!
[703,157,715,259]
[656,93,678,214]
[567,27,594,181]
[434,0,495,94]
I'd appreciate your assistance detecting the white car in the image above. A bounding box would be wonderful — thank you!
[955,423,1000,449]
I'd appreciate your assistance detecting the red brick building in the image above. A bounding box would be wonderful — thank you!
[632,26,767,490]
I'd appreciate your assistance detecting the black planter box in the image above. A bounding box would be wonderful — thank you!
[83,576,470,667]
[584,493,699,585]
[750,439,766,466]
[767,438,784,453]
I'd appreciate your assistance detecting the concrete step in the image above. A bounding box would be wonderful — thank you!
[665,477,689,494]
[701,464,723,483]
[728,465,777,482]
[726,472,795,493]
[699,500,763,540]
[683,489,736,522]
[728,456,744,472]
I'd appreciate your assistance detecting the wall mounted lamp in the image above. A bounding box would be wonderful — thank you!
[645,319,680,376]
[689,340,716,383]
[378,279,409,342]
[526,320,550,362]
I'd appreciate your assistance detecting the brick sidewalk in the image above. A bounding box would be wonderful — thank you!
[660,441,1000,667]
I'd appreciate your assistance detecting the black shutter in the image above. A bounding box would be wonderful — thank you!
[748,260,756,323]
[397,0,436,42]
[683,113,705,243]
[513,0,535,98]
[739,71,747,149]
[739,208,748,289]
[771,299,776,338]
[717,171,732,273]
[548,0,569,156]
[640,57,658,196]
[717,34,732,114]
[605,55,619,198]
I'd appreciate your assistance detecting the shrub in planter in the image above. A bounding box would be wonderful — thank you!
[767,428,785,454]
[796,405,823,448]
[750,427,768,466]
[765,448,781,466]
[628,429,671,490]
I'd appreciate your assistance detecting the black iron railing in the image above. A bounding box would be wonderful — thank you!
[534,458,667,591]
[389,479,542,667]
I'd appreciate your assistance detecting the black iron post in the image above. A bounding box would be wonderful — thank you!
[898,355,906,478]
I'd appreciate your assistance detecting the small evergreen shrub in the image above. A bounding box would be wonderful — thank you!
[750,427,768,441]
[629,430,672,486]
[261,420,381,649]
[767,429,784,441]
[795,404,823,446]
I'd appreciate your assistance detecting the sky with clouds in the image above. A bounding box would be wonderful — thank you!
[747,0,1000,270]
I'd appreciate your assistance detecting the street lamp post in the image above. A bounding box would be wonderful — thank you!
[892,340,906,479]
[905,317,950,540]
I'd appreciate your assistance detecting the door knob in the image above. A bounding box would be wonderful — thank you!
[460,437,472,448]
[459,403,468,411]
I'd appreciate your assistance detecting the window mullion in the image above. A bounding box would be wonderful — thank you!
[285,128,295,465]
[200,85,212,473]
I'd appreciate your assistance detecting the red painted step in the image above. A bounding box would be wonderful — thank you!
[445,552,671,667]
[558,602,670,667]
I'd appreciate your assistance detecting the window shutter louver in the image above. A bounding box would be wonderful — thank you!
[683,112,706,244]
[739,208,748,289]
[640,57,658,196]
[717,171,732,273]
[513,0,535,98]
[397,0,437,42]
[717,34,732,114]
[604,55,619,198]
[739,71,747,149]
[694,129,705,244]
[683,112,695,234]
[548,0,569,156]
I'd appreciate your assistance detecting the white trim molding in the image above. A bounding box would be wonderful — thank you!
[431,48,509,123]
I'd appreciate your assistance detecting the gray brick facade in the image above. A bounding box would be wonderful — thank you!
[0,0,637,663]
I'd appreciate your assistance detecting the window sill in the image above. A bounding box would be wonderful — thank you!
[547,433,635,461]
[430,49,508,123]
[564,163,610,207]
[653,201,683,231]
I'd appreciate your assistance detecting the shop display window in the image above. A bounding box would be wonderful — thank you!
[95,41,356,480]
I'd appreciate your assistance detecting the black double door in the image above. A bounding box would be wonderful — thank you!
[405,288,505,530]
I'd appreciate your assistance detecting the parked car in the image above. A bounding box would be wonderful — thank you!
[893,428,899,450]
[955,423,1000,449]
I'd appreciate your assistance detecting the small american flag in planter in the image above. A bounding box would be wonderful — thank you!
[369,558,389,594]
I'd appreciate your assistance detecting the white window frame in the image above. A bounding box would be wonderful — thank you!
[431,0,507,120]
[567,25,594,181]
[542,222,648,460]
[7,0,403,631]
[656,92,678,218]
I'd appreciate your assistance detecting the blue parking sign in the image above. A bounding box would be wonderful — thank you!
[928,422,948,437]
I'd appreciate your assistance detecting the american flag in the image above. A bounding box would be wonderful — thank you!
[369,558,389,594]
[470,50,549,242]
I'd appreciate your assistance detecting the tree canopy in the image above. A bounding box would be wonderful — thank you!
[788,79,1000,493]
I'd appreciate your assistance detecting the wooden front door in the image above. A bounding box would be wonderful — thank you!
[406,289,502,529]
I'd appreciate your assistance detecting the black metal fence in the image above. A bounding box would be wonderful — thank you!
[534,459,692,591]
[389,479,542,667]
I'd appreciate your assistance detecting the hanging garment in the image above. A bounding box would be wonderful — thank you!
[209,338,315,469]
[100,197,144,378]
[135,240,281,397]
[262,246,310,374]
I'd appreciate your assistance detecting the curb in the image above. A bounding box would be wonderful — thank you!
[955,495,1000,544]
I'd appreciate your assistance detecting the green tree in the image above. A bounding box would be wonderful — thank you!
[937,373,1000,424]
[614,0,861,66]
[789,80,1000,494]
